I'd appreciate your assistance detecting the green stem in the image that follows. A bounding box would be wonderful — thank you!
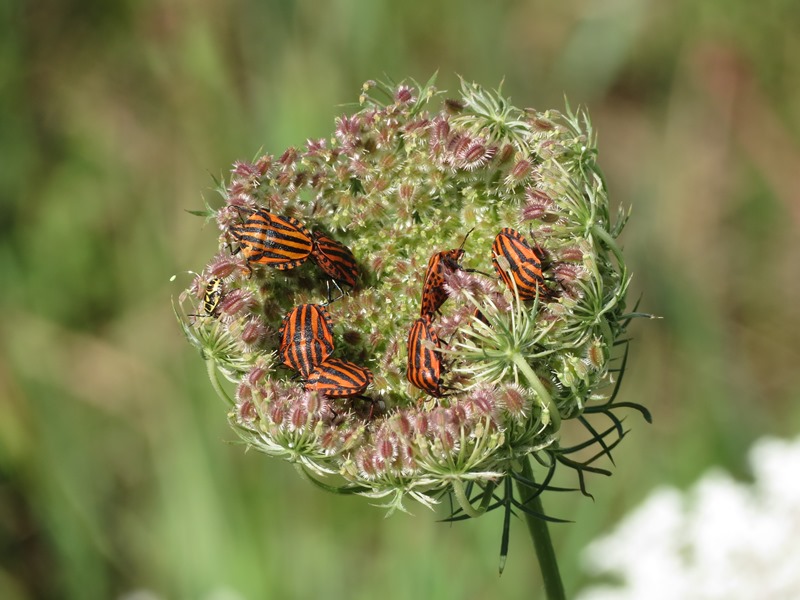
[591,224,624,269]
[452,479,484,518]
[511,353,561,431]
[205,358,235,406]
[517,457,565,600]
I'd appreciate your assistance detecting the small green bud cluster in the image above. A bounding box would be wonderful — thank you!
[176,77,638,514]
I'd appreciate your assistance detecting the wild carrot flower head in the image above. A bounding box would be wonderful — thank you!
[175,76,648,523]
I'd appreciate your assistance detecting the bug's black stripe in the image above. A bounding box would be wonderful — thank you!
[279,305,334,376]
[311,234,359,286]
[319,250,355,266]
[296,307,313,373]
[503,229,540,264]
[316,255,347,276]
[497,235,534,266]
[417,368,435,389]
[416,324,437,371]
[316,368,358,387]
[493,229,546,299]
[251,246,311,261]
[263,226,313,243]
[231,231,268,245]
[237,213,307,233]
[422,345,436,371]
[317,260,353,283]
[249,210,310,232]
[242,230,312,250]
[249,244,312,259]
[306,359,372,397]
[310,340,329,369]
[267,214,308,232]
[281,310,302,373]
[517,263,545,284]
[233,212,312,261]
[406,317,443,394]
[315,241,353,261]
[420,248,465,316]
[236,227,311,247]
[336,361,370,385]
[241,242,298,260]
[231,229,311,254]
[317,261,357,286]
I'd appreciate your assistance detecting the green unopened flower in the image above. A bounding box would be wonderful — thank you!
[175,76,649,580]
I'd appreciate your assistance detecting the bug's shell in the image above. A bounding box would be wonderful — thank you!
[491,227,547,300]
[311,231,360,288]
[278,304,335,378]
[419,248,464,317]
[304,358,373,398]
[406,314,446,398]
[230,209,313,270]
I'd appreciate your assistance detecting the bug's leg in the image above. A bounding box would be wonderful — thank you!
[359,395,384,420]
[462,267,494,278]
[323,279,346,305]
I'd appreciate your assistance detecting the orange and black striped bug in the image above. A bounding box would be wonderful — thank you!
[406,314,447,398]
[229,208,313,271]
[491,227,548,301]
[304,358,374,398]
[278,304,335,378]
[310,231,360,291]
[419,229,474,317]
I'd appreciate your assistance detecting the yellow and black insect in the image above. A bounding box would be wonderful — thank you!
[189,277,224,318]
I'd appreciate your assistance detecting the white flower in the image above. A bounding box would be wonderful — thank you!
[578,436,800,600]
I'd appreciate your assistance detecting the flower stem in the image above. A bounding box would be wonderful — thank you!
[511,353,560,431]
[517,457,565,600]
[205,358,235,406]
[452,479,484,518]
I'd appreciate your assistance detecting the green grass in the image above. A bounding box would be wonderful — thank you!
[2,1,800,598]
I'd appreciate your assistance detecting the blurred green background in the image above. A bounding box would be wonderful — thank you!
[2,0,800,598]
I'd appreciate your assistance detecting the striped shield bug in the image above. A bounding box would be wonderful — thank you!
[491,227,547,301]
[310,231,360,289]
[230,208,313,270]
[304,358,374,398]
[406,314,447,398]
[419,229,474,317]
[278,304,335,378]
